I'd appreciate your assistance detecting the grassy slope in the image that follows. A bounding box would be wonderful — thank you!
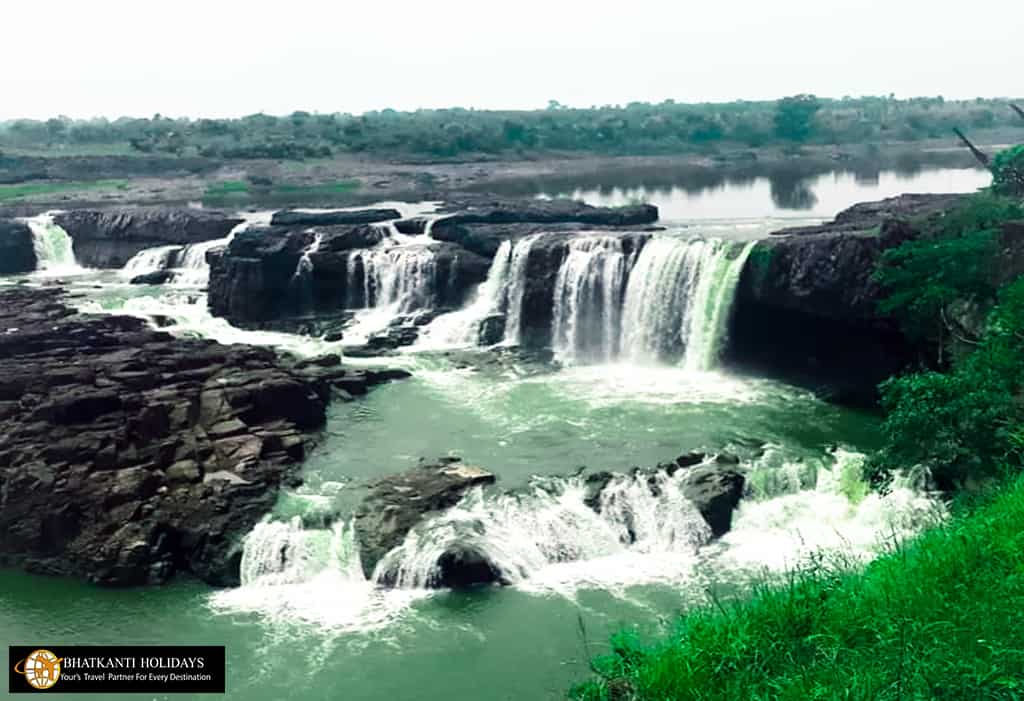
[572,479,1024,700]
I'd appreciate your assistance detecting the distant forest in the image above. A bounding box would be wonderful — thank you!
[1,95,1020,161]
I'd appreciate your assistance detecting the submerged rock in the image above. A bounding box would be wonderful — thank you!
[129,269,174,285]
[353,459,497,582]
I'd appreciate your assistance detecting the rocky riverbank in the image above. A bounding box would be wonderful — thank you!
[728,193,1024,404]
[0,286,407,586]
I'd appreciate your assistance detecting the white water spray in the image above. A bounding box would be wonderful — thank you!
[122,245,182,276]
[550,236,633,364]
[501,235,541,346]
[24,214,82,274]
[416,240,514,348]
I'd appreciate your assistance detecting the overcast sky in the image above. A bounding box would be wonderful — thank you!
[3,0,1020,120]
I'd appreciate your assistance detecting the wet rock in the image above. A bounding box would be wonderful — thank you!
[0,219,37,274]
[353,459,496,580]
[130,270,174,285]
[0,286,344,587]
[270,208,401,227]
[437,196,658,227]
[54,207,243,268]
[585,453,745,538]
[679,464,745,537]
[434,544,506,588]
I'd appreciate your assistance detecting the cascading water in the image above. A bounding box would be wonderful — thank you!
[374,472,710,589]
[501,235,541,346]
[550,236,632,364]
[122,245,182,276]
[620,237,755,369]
[680,240,757,371]
[345,245,439,313]
[172,213,273,286]
[416,240,513,348]
[24,214,82,274]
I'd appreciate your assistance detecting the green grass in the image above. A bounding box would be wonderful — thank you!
[572,478,1024,700]
[201,178,360,204]
[0,179,129,201]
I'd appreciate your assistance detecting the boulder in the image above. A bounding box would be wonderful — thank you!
[53,207,243,268]
[0,219,37,274]
[584,452,745,538]
[353,459,496,580]
[678,464,745,537]
[270,208,402,227]
[130,270,174,285]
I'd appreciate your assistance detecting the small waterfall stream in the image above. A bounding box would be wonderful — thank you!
[123,245,183,276]
[416,240,514,348]
[346,245,440,312]
[24,214,82,274]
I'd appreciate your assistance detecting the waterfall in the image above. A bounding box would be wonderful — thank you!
[345,245,439,313]
[239,517,364,587]
[620,238,755,369]
[172,213,273,287]
[550,236,631,364]
[25,214,82,274]
[501,235,541,346]
[292,233,323,281]
[416,240,513,348]
[373,472,711,589]
[122,245,182,276]
[680,240,756,371]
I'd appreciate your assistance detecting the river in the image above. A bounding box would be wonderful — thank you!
[0,165,986,700]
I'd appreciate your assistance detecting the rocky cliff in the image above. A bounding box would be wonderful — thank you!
[0,219,36,274]
[0,286,405,586]
[726,193,997,405]
[54,207,243,267]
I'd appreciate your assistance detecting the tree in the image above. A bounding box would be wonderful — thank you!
[773,94,821,142]
[992,145,1024,197]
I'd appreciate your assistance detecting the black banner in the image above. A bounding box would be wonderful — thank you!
[9,646,225,694]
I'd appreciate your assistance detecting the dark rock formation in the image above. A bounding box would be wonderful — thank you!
[0,287,407,587]
[270,208,402,227]
[583,452,745,537]
[728,194,971,406]
[130,270,174,285]
[431,221,662,259]
[437,196,658,227]
[209,222,490,326]
[0,219,37,274]
[353,459,496,581]
[207,198,659,336]
[434,545,505,589]
[53,207,243,268]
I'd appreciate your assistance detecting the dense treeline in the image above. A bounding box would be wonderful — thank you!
[0,95,1020,160]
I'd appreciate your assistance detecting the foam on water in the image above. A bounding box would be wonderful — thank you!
[209,518,428,632]
[23,213,85,276]
[209,448,943,629]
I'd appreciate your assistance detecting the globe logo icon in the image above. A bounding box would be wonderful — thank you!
[13,649,63,690]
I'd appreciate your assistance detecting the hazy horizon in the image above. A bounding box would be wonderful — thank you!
[3,0,1021,121]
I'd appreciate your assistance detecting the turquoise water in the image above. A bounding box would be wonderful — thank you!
[0,171,959,700]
